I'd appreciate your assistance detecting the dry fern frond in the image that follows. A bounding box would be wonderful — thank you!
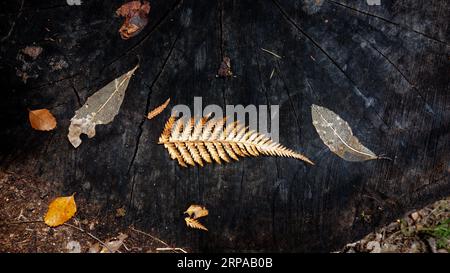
[184,217,208,231]
[158,115,314,167]
[147,98,170,120]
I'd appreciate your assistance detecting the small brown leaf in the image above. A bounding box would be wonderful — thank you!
[100,233,128,253]
[44,194,77,227]
[116,1,151,40]
[184,204,208,219]
[147,98,170,120]
[115,207,126,218]
[22,46,43,60]
[217,56,233,77]
[29,108,57,131]
[185,217,208,231]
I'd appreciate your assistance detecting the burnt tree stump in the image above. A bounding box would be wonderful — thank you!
[0,0,449,252]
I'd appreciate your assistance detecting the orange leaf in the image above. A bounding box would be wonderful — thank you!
[29,108,57,131]
[184,204,208,219]
[147,98,170,120]
[44,194,77,227]
[184,217,208,231]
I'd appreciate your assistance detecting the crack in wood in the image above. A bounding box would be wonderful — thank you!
[276,61,303,139]
[326,0,449,46]
[1,0,24,43]
[216,0,227,107]
[218,0,224,59]
[98,0,184,76]
[356,34,434,115]
[126,30,182,209]
[70,81,82,107]
[238,162,245,205]
[27,73,81,91]
[0,3,71,17]
[271,0,389,129]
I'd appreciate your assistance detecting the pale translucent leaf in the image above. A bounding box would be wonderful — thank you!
[68,65,138,148]
[311,104,379,162]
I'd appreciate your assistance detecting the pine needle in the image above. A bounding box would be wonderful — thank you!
[261,48,282,59]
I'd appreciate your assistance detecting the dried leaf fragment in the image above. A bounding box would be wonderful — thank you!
[88,242,101,253]
[147,98,170,120]
[22,46,43,60]
[67,65,138,148]
[185,217,208,231]
[185,205,208,219]
[311,104,382,161]
[66,240,81,253]
[116,1,151,40]
[158,115,314,167]
[116,207,126,217]
[100,233,128,253]
[217,56,233,77]
[44,194,77,227]
[29,108,57,131]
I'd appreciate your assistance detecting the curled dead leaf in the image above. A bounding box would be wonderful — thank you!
[184,205,208,219]
[116,1,151,40]
[29,108,57,131]
[100,233,128,253]
[44,194,77,227]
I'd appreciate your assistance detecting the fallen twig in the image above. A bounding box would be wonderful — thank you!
[156,247,187,253]
[63,223,116,253]
[129,226,186,253]
[5,220,44,225]
[4,219,115,253]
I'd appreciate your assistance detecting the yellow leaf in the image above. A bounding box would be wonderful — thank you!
[184,204,208,219]
[147,98,170,120]
[185,217,208,231]
[44,194,77,227]
[29,109,57,131]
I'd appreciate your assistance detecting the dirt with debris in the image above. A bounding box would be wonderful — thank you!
[340,197,450,253]
[1,170,448,253]
[0,171,187,253]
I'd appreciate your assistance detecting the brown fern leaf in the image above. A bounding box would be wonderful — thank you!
[158,115,314,167]
[184,217,208,231]
[147,98,170,120]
